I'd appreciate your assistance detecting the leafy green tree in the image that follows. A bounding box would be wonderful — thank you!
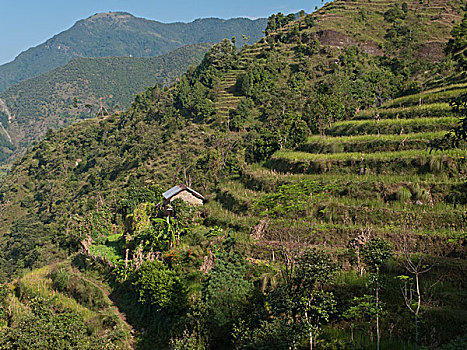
[244,127,279,163]
[361,238,393,350]
[229,98,254,131]
[304,14,315,28]
[266,14,278,35]
[430,93,467,150]
[295,250,337,350]
[133,260,188,314]
[264,249,337,349]
[446,12,467,70]
[202,241,253,346]
[344,295,381,346]
[0,296,116,349]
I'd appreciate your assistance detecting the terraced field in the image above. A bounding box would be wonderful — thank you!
[206,84,467,254]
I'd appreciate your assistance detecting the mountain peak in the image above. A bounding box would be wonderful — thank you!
[85,11,135,21]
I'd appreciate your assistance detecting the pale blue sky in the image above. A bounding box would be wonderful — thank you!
[0,0,325,65]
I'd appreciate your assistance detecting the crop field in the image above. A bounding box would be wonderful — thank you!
[207,82,467,256]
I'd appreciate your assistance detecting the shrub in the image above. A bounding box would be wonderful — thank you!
[396,187,412,202]
[133,260,187,314]
[50,267,69,292]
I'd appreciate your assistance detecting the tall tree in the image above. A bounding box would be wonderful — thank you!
[361,238,393,350]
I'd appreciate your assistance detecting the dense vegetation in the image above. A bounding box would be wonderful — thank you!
[0,43,211,165]
[0,12,267,93]
[0,0,466,349]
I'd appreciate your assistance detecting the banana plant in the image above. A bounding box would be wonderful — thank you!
[153,216,178,249]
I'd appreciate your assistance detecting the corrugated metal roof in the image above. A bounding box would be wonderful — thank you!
[162,185,205,201]
[163,185,184,199]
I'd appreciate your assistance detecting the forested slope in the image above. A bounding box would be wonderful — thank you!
[0,43,211,165]
[0,12,267,92]
[0,1,466,349]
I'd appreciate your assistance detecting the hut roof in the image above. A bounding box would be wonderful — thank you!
[162,185,205,201]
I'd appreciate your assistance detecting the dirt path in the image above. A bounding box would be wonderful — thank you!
[72,268,136,349]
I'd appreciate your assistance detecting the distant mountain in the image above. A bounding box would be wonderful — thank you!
[0,12,267,93]
[0,43,211,164]
[0,1,466,348]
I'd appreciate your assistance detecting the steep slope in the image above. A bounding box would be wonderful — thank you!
[0,44,211,165]
[0,0,464,289]
[0,12,267,92]
[0,0,466,348]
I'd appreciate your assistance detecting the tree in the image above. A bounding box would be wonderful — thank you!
[344,295,381,347]
[361,238,392,350]
[133,260,187,314]
[295,250,337,350]
[398,242,436,350]
[202,239,253,346]
[269,249,337,350]
[305,15,315,28]
[430,93,467,150]
[445,12,467,70]
[229,98,254,131]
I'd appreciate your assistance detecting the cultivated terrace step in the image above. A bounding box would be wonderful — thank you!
[300,132,447,153]
[381,85,467,108]
[354,103,455,120]
[267,149,466,176]
[327,116,458,136]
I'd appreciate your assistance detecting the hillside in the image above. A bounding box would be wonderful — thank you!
[0,12,267,93]
[0,0,466,349]
[0,43,211,165]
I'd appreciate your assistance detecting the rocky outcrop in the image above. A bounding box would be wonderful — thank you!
[415,41,446,62]
[314,29,383,55]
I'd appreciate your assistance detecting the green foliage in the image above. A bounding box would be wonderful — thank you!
[0,284,8,321]
[244,127,280,163]
[132,260,187,313]
[396,187,412,202]
[265,12,297,35]
[0,2,466,349]
[253,180,338,218]
[119,184,163,219]
[170,329,207,350]
[0,14,267,92]
[383,4,407,23]
[202,243,253,330]
[50,267,69,292]
[229,98,254,131]
[446,12,467,70]
[50,266,110,311]
[442,334,467,350]
[296,249,337,289]
[361,238,393,272]
[0,296,115,349]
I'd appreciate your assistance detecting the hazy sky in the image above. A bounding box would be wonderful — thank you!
[0,0,324,65]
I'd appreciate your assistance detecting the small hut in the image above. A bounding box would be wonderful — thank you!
[162,185,205,209]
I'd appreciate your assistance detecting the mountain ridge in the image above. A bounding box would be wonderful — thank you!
[0,0,466,348]
[0,12,267,92]
[0,43,212,164]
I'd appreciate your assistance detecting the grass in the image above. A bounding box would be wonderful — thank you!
[88,233,124,263]
[18,265,96,321]
[272,148,466,162]
[240,163,465,195]
[301,131,447,153]
[267,149,466,176]
[89,244,123,263]
[381,87,467,108]
[355,102,454,120]
[328,117,458,136]
[204,200,260,232]
[306,131,447,144]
